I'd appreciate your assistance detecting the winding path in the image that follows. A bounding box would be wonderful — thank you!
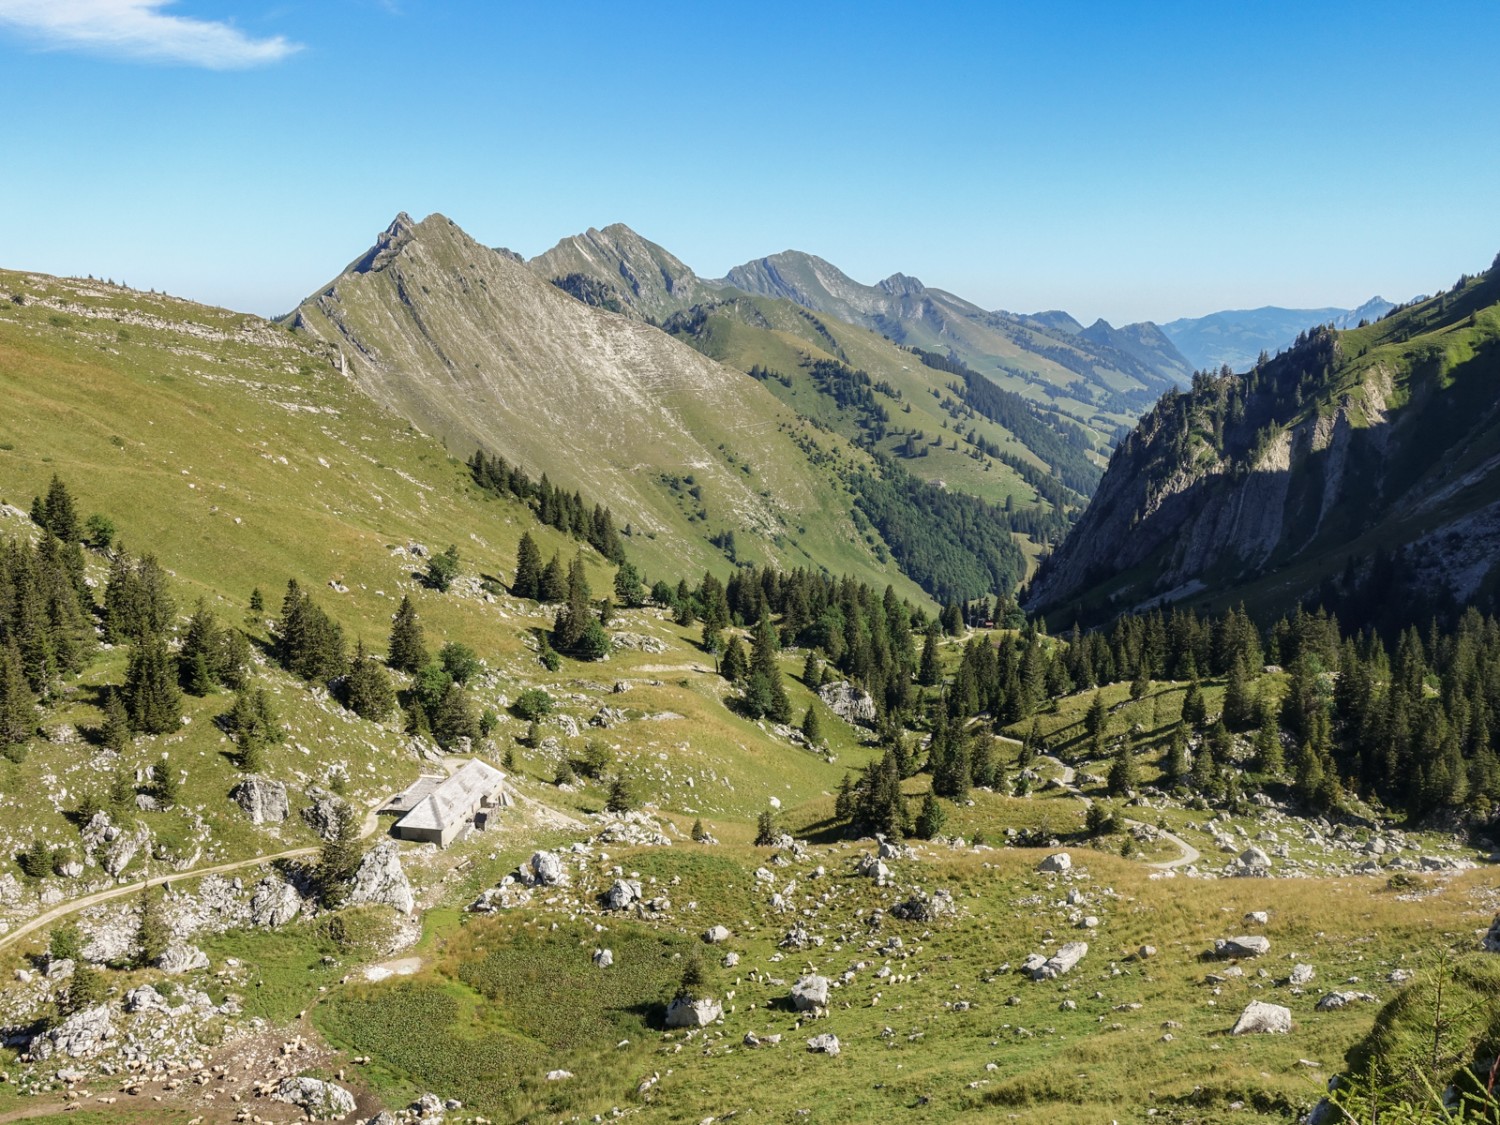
[1035,753,1198,869]
[0,796,386,956]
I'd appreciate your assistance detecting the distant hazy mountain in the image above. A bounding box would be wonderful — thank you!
[1162,296,1395,373]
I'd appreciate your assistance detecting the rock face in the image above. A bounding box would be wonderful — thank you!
[249,876,303,927]
[1215,935,1272,958]
[1026,941,1088,981]
[231,777,290,824]
[791,974,830,1012]
[1231,1000,1292,1035]
[301,789,350,840]
[29,1004,113,1060]
[103,826,150,878]
[274,1076,357,1119]
[347,841,415,915]
[664,995,722,1028]
[818,680,877,727]
[1037,852,1072,874]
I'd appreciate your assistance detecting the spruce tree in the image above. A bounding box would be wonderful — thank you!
[605,774,636,813]
[152,760,181,807]
[425,544,461,592]
[315,804,361,906]
[915,791,946,839]
[800,704,823,745]
[1107,742,1138,796]
[345,640,396,721]
[721,635,748,682]
[1164,722,1189,787]
[62,962,107,1015]
[124,634,182,734]
[387,595,427,673]
[99,686,129,752]
[1222,655,1254,730]
[540,552,567,602]
[178,599,221,695]
[135,886,170,968]
[0,642,35,751]
[918,624,941,687]
[1181,676,1207,728]
[802,649,821,686]
[552,553,592,653]
[431,681,480,749]
[1255,702,1284,774]
[745,611,791,723]
[41,474,80,543]
[512,531,543,600]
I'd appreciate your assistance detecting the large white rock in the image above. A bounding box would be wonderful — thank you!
[1028,941,1088,980]
[1037,852,1072,874]
[806,1032,841,1056]
[664,995,722,1028]
[603,878,642,911]
[346,841,415,915]
[1214,935,1271,958]
[791,974,830,1012]
[249,876,303,927]
[818,680,876,727]
[1231,1000,1292,1035]
[157,943,210,974]
[274,1076,357,1118]
[856,855,891,884]
[231,776,290,824]
[703,925,731,944]
[524,850,568,887]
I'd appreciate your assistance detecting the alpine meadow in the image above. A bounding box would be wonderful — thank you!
[1,4,1499,1125]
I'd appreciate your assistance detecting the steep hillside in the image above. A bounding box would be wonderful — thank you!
[529,223,723,322]
[718,250,1191,425]
[1162,296,1395,373]
[1027,258,1500,632]
[287,213,926,598]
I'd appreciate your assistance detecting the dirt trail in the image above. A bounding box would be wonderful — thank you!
[1036,753,1198,869]
[0,794,386,956]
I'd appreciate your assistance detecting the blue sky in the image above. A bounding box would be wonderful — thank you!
[0,0,1496,324]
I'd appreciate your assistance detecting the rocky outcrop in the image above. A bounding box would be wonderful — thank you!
[29,1004,113,1060]
[603,879,642,911]
[520,851,568,887]
[301,788,350,840]
[231,777,290,824]
[1036,853,1072,874]
[250,876,303,927]
[791,975,830,1012]
[892,889,956,923]
[157,943,210,974]
[818,680,876,727]
[1024,941,1088,981]
[1214,935,1271,958]
[347,841,415,915]
[274,1076,357,1119]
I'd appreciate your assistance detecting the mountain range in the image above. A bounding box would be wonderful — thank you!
[1161,296,1397,374]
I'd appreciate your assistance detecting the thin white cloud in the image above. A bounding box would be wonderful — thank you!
[0,0,300,69]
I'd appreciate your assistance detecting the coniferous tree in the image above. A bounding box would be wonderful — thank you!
[62,962,107,1016]
[753,809,778,846]
[613,560,645,608]
[345,640,396,721]
[553,553,593,653]
[0,641,34,752]
[1255,701,1284,775]
[100,687,130,752]
[743,611,791,723]
[431,681,480,749]
[540,552,567,602]
[605,774,637,813]
[1222,655,1254,730]
[135,886,170,968]
[802,649,821,685]
[178,599,221,695]
[513,532,543,600]
[915,790,947,839]
[1107,741,1138,796]
[314,804,361,906]
[1181,676,1207,728]
[124,633,181,734]
[386,595,427,673]
[720,635,748,683]
[801,704,823,745]
[40,474,80,543]
[918,623,941,687]
[152,759,181,807]
[425,544,461,592]
[1164,722,1189,787]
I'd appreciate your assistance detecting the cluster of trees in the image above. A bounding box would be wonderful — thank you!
[469,448,625,562]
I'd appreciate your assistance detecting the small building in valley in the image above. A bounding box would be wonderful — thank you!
[385,759,511,847]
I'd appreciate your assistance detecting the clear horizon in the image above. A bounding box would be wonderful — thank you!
[0,0,1495,325]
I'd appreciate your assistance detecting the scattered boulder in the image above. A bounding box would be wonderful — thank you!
[743,1031,782,1048]
[818,680,876,727]
[664,995,722,1028]
[347,841,415,915]
[231,777,290,824]
[1214,935,1272,959]
[1132,945,1158,961]
[791,974,830,1012]
[1037,852,1072,874]
[1026,942,1089,980]
[546,1069,574,1081]
[806,1032,841,1056]
[157,943,210,974]
[855,855,892,885]
[603,879,642,911]
[29,1004,112,1061]
[892,888,956,923]
[1483,916,1500,953]
[1244,911,1270,926]
[722,951,740,968]
[593,948,614,969]
[1315,990,1377,1011]
[274,1076,357,1119]
[249,876,303,928]
[124,986,169,1013]
[1289,962,1316,986]
[522,851,568,887]
[1230,1000,1292,1035]
[703,925,731,944]
[1238,846,1272,873]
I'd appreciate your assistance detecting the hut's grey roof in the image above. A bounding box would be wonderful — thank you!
[395,759,506,832]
